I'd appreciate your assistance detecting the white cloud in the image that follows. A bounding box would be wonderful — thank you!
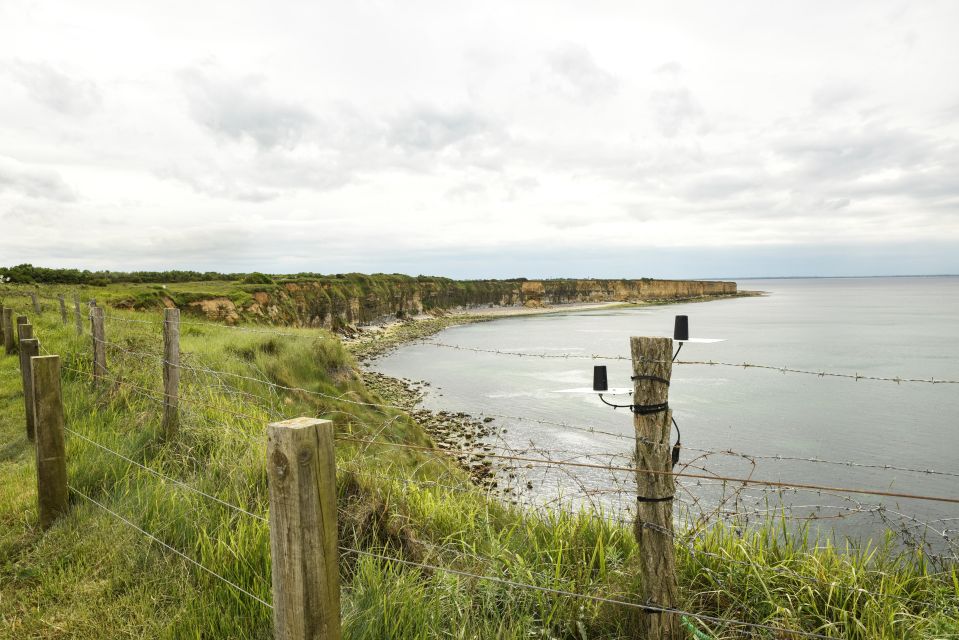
[178,65,315,149]
[0,156,77,201]
[0,1,957,276]
[539,44,618,103]
[7,60,102,116]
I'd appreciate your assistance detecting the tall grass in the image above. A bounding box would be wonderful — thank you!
[0,296,956,638]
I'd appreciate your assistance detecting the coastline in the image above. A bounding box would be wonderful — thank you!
[347,290,760,496]
[345,290,761,362]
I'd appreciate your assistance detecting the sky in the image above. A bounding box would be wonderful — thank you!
[1,1,958,279]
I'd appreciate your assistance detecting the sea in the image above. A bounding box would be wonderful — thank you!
[371,277,959,554]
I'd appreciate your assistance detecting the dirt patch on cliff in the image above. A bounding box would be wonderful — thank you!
[188,297,241,324]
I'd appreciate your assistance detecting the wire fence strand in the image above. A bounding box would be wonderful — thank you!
[340,545,837,639]
[69,485,273,609]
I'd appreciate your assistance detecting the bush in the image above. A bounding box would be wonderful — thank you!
[241,272,275,285]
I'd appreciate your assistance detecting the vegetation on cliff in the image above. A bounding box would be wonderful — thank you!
[1,267,739,334]
[0,290,955,639]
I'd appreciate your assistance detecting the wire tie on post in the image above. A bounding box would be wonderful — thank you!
[632,402,668,415]
[636,495,674,503]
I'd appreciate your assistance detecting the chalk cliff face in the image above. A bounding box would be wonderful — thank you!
[217,278,738,330]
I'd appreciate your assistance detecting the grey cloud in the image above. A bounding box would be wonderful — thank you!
[388,105,490,152]
[8,60,102,116]
[445,181,487,201]
[179,66,315,149]
[0,157,77,201]
[654,61,683,76]
[157,164,280,202]
[542,44,618,103]
[811,81,863,110]
[774,124,939,183]
[1,204,58,225]
[650,86,704,137]
[681,172,761,200]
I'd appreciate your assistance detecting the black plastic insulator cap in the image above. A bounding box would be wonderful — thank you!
[674,315,689,341]
[593,365,608,392]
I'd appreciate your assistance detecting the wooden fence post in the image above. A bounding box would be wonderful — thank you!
[630,336,680,639]
[73,294,83,336]
[20,333,39,441]
[162,308,180,437]
[32,354,69,528]
[31,292,41,314]
[16,315,28,345]
[267,417,341,640]
[3,308,14,354]
[91,305,107,386]
[58,294,68,324]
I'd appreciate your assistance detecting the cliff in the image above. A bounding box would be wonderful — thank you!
[121,275,737,330]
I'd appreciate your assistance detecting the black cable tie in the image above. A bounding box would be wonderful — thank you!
[631,402,669,415]
[636,495,675,503]
[630,374,670,386]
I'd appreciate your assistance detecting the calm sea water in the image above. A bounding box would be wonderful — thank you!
[372,277,959,551]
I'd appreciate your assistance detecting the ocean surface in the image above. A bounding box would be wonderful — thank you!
[371,277,959,553]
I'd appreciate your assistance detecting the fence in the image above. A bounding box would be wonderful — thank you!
[1,290,957,639]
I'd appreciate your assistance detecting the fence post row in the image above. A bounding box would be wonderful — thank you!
[2,308,14,354]
[32,354,69,529]
[267,417,341,640]
[162,308,180,438]
[19,326,39,442]
[630,336,681,639]
[73,294,83,336]
[58,294,68,324]
[31,292,41,314]
[91,305,107,386]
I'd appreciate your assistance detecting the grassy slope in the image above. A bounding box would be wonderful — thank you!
[0,295,956,639]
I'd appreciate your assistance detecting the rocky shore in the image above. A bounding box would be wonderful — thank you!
[361,370,506,492]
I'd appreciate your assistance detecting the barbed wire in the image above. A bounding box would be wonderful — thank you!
[69,485,272,609]
[340,545,837,639]
[481,411,959,478]
[334,436,959,505]
[61,365,267,424]
[424,342,959,384]
[65,428,268,523]
[432,479,952,610]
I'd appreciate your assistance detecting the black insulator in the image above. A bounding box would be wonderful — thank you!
[672,443,681,469]
[674,315,689,341]
[593,365,608,392]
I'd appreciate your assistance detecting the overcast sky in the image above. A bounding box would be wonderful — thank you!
[2,1,958,278]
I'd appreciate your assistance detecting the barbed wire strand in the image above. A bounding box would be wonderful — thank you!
[340,546,836,639]
[424,342,959,384]
[334,437,959,505]
[69,485,273,609]
[65,428,268,523]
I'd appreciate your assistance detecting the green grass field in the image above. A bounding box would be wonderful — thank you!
[0,289,956,639]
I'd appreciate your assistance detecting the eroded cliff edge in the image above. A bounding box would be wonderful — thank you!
[130,275,739,330]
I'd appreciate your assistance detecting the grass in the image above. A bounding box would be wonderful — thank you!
[0,292,956,638]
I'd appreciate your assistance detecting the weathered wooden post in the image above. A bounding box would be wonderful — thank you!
[630,336,680,639]
[32,354,69,528]
[58,294,68,324]
[91,305,107,386]
[16,315,28,344]
[31,292,41,314]
[267,417,341,640]
[162,308,180,437]
[20,333,39,441]
[73,294,83,336]
[3,308,14,354]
